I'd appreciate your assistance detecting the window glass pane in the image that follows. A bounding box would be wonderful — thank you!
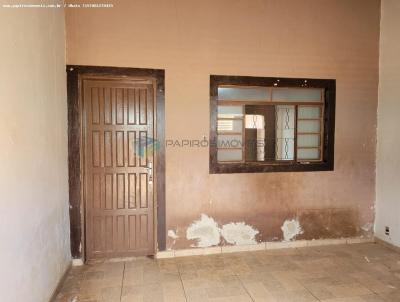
[217,135,243,148]
[297,134,320,147]
[218,105,243,118]
[217,119,243,132]
[297,120,320,133]
[297,148,320,160]
[245,114,265,129]
[217,149,243,162]
[275,105,295,160]
[298,106,321,119]
[218,86,270,101]
[276,105,295,130]
[275,138,295,160]
[244,106,274,162]
[272,88,322,102]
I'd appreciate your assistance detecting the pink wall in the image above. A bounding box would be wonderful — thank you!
[66,0,380,249]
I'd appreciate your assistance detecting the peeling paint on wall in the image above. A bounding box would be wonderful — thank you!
[361,222,373,232]
[220,222,259,245]
[168,229,179,239]
[185,214,261,247]
[281,219,303,242]
[167,229,179,249]
[186,214,221,247]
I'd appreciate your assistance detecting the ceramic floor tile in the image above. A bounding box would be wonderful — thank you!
[55,243,400,302]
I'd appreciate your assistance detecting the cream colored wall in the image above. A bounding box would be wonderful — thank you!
[0,3,70,302]
[376,0,400,247]
[66,0,380,249]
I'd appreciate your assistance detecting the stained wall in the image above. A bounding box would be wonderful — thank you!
[65,0,380,250]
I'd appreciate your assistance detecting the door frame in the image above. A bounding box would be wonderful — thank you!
[67,65,165,261]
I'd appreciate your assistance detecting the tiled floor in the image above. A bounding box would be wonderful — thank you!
[55,243,400,302]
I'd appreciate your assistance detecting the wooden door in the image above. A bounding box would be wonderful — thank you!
[83,76,156,259]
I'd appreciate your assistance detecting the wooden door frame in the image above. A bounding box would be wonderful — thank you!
[67,65,166,261]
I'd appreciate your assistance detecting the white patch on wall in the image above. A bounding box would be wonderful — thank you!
[186,214,221,247]
[361,222,373,232]
[281,219,303,242]
[168,229,179,239]
[167,229,179,250]
[220,222,259,245]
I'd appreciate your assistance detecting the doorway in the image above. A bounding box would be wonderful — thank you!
[67,66,165,261]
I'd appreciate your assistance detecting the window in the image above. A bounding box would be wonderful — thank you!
[210,75,335,173]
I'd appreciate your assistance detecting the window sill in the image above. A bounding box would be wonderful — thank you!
[209,160,334,174]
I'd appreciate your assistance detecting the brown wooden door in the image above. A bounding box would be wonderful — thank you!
[83,76,156,259]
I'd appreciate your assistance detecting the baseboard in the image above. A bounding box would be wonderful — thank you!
[375,236,400,253]
[156,237,375,259]
[72,258,84,266]
[49,261,72,302]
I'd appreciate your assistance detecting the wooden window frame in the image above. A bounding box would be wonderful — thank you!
[210,75,336,174]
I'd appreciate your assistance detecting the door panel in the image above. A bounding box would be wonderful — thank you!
[83,77,155,259]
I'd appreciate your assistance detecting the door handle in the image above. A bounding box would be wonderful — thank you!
[147,162,153,184]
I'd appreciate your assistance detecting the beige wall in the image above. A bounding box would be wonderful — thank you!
[0,3,70,301]
[66,0,380,249]
[376,0,400,247]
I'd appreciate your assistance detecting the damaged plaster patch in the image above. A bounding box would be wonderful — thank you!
[220,222,259,245]
[281,219,303,242]
[167,229,179,250]
[186,214,221,247]
[168,230,179,239]
[361,222,373,232]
